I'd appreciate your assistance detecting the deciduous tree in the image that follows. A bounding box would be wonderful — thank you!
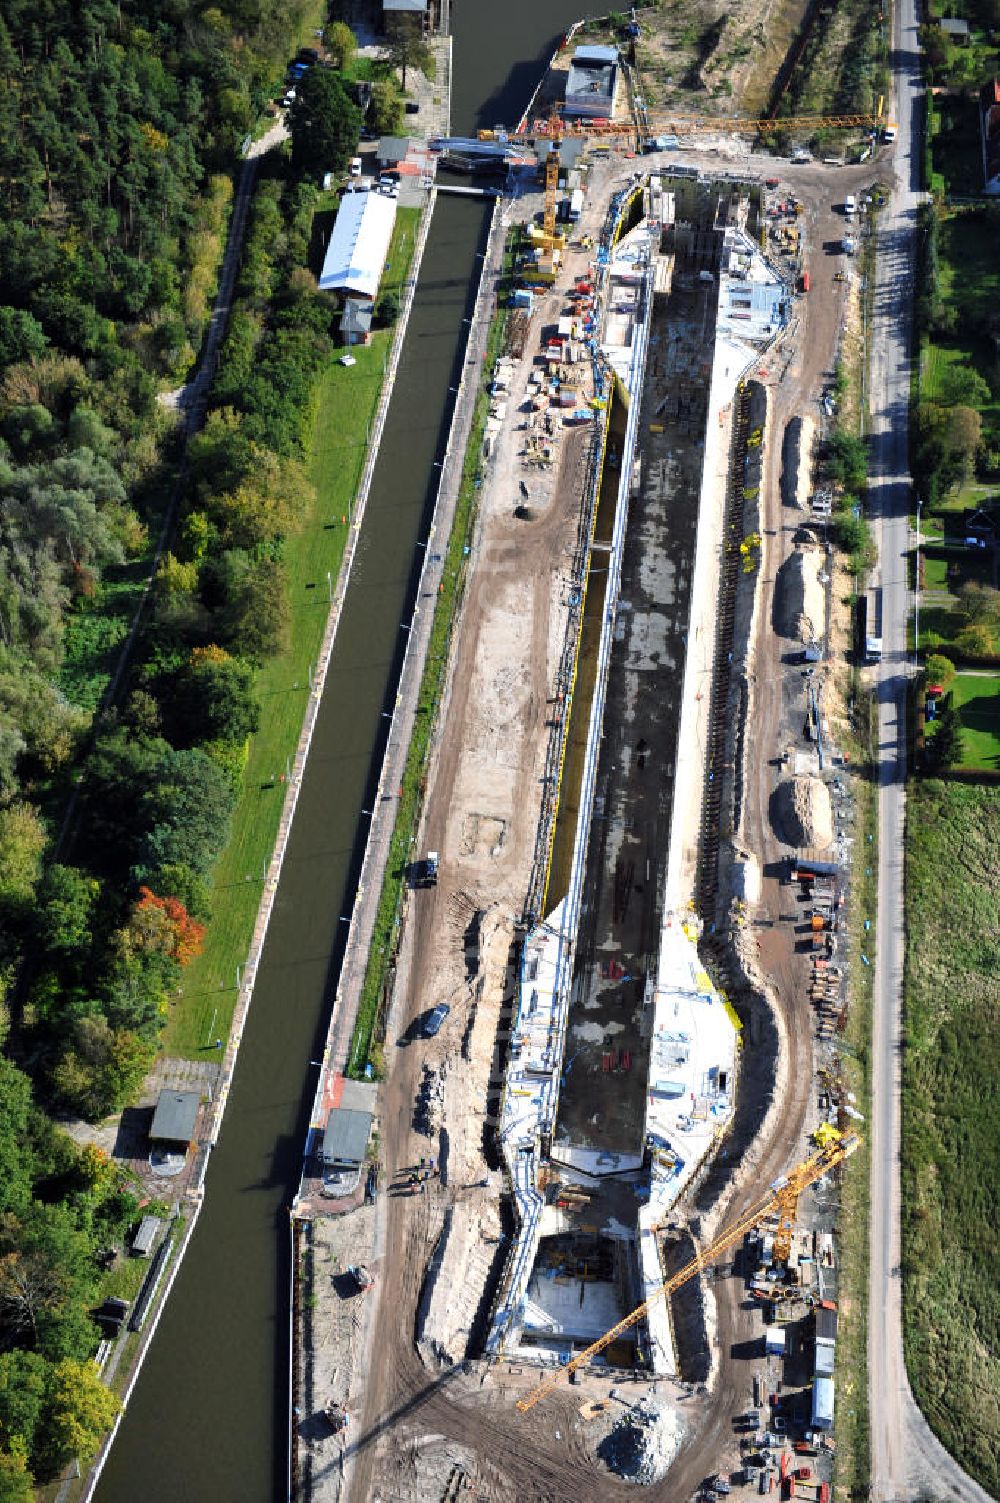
[0,1439,33,1502]
[369,78,402,135]
[36,866,99,958]
[38,1360,118,1475]
[927,691,965,769]
[326,21,357,71]
[169,645,260,747]
[0,805,46,907]
[0,1061,33,1218]
[922,653,955,690]
[289,69,362,177]
[219,557,291,664]
[52,1016,154,1121]
[384,15,434,88]
[956,581,1000,628]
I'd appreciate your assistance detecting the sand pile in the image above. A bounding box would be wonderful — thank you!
[731,852,761,906]
[796,416,815,510]
[774,775,833,849]
[781,415,816,509]
[774,548,825,642]
[598,1396,684,1485]
[416,1202,501,1367]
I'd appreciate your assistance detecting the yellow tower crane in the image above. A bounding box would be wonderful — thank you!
[515,1130,861,1413]
[480,103,885,145]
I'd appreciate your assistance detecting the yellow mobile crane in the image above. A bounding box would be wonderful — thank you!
[515,1130,861,1413]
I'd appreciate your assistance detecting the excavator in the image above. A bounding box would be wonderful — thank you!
[515,1129,861,1413]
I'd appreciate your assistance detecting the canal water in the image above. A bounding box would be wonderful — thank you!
[96,5,594,1499]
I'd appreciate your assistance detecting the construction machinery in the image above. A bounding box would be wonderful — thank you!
[514,1130,861,1412]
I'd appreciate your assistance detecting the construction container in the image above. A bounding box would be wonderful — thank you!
[814,1336,835,1378]
[764,1325,786,1356]
[800,271,810,293]
[811,1377,834,1431]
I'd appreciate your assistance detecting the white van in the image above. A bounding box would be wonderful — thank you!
[844,194,857,216]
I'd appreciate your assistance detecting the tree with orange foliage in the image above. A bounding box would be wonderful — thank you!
[132,887,206,966]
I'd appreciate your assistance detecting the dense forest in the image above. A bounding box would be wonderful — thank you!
[0,1,348,1491]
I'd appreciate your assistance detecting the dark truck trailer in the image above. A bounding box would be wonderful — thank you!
[786,857,839,881]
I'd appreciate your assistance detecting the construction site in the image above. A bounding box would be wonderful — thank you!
[291,47,888,1500]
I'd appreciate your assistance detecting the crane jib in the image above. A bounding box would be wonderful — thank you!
[514,1131,861,1412]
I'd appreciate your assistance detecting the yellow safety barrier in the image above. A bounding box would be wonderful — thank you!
[722,997,744,1041]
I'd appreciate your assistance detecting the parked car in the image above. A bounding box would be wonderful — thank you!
[405,100,419,114]
[423,1003,450,1038]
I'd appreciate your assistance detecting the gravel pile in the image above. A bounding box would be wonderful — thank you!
[598,1397,683,1485]
[774,547,825,643]
[774,775,833,849]
[414,1064,444,1137]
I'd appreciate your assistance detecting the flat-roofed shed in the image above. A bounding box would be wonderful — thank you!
[149,1089,200,1145]
[131,1214,165,1257]
[322,1107,373,1168]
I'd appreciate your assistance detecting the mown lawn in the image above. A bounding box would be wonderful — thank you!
[951,671,1000,769]
[923,214,1000,455]
[921,542,993,594]
[903,781,1000,1496]
[918,600,963,651]
[163,207,421,1057]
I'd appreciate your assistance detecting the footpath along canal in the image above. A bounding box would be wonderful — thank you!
[95,4,597,1502]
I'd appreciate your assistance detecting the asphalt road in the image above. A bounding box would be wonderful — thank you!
[867,2,995,1499]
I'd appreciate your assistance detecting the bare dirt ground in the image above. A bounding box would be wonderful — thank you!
[654,161,874,1499]
[295,149,888,1503]
[635,0,808,117]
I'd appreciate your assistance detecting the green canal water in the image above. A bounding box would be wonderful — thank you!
[96,5,595,1498]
